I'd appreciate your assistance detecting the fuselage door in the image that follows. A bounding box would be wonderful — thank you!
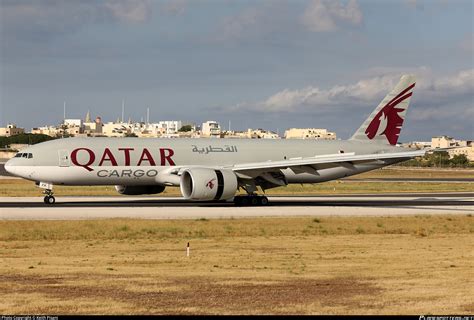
[58,150,70,167]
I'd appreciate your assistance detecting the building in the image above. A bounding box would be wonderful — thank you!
[201,121,221,137]
[284,128,336,140]
[102,122,131,137]
[223,128,280,139]
[447,141,474,161]
[0,124,25,137]
[248,128,280,139]
[83,112,103,136]
[430,136,474,161]
[158,121,182,135]
[431,136,457,149]
[401,141,431,149]
[31,126,63,137]
[432,136,471,148]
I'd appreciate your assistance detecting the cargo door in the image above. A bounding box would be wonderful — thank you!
[58,150,70,167]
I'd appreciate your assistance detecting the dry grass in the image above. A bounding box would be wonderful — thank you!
[1,215,473,314]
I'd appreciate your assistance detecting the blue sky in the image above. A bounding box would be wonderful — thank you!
[1,0,473,140]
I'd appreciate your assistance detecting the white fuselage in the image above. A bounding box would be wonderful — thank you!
[5,137,405,186]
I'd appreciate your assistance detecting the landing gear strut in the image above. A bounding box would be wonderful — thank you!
[234,195,269,206]
[43,189,55,205]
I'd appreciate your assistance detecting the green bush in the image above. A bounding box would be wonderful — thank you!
[0,134,55,148]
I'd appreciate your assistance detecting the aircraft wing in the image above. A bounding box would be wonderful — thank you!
[229,150,426,178]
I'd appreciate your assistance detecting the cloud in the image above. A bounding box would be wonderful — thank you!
[104,0,152,23]
[212,0,363,42]
[0,0,152,39]
[301,0,363,32]
[161,0,188,16]
[222,68,474,117]
[215,2,290,42]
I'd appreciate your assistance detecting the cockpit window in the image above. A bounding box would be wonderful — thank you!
[13,153,33,159]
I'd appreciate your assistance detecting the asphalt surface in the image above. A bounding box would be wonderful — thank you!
[1,194,472,220]
[0,164,10,177]
[0,193,473,208]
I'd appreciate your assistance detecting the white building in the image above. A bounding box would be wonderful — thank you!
[201,121,221,137]
[31,126,62,137]
[224,128,280,139]
[284,128,336,140]
[158,121,182,135]
[64,119,82,128]
[102,122,131,137]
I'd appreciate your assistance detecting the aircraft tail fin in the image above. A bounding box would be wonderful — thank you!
[350,75,416,145]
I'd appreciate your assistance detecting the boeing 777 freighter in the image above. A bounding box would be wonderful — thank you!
[5,75,425,205]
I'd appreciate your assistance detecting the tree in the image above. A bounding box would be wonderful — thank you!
[450,154,469,167]
[125,132,138,137]
[425,151,450,167]
[0,133,55,148]
[178,125,192,132]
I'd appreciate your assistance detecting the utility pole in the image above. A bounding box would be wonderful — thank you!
[122,99,125,123]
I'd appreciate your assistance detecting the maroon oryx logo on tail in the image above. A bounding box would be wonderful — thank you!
[365,83,415,145]
[206,178,216,190]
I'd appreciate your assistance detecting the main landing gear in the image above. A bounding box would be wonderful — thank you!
[234,195,269,206]
[43,189,55,205]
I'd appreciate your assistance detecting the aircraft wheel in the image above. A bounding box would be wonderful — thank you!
[240,197,249,206]
[234,196,242,206]
[44,195,55,205]
[250,197,259,206]
[259,196,269,206]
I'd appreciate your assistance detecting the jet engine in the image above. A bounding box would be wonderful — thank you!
[180,168,238,201]
[115,185,166,195]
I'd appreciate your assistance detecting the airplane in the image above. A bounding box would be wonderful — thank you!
[5,75,425,206]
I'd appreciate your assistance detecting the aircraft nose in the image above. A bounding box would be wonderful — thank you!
[4,158,17,176]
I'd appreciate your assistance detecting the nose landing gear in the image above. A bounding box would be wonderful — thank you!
[36,181,56,205]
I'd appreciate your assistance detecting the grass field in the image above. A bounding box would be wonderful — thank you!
[1,167,473,197]
[1,216,473,314]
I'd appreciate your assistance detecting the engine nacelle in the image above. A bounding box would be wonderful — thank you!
[115,185,166,195]
[180,168,238,201]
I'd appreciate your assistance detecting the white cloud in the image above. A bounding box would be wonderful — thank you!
[214,2,290,42]
[301,0,363,32]
[105,0,152,23]
[0,0,153,37]
[161,0,188,16]
[224,68,474,115]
